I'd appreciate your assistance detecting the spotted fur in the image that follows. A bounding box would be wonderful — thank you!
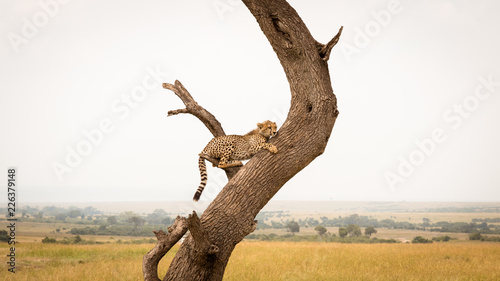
[193,120,278,201]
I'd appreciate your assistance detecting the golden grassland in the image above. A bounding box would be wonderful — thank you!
[2,241,500,281]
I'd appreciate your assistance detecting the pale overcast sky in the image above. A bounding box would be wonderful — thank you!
[1,0,499,204]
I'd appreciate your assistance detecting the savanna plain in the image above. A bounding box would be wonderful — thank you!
[2,201,500,280]
[2,242,500,280]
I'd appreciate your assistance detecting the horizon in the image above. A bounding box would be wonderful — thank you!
[12,200,500,216]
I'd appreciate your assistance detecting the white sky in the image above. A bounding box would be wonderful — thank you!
[1,0,499,205]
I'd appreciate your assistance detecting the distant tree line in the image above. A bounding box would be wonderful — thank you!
[10,207,176,238]
[6,205,102,223]
[255,213,500,235]
[429,221,500,234]
[257,214,416,230]
[420,207,500,213]
[472,218,500,223]
[68,209,174,237]
[245,233,398,244]
[468,232,500,242]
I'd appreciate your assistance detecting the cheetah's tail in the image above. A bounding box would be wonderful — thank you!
[194,156,207,202]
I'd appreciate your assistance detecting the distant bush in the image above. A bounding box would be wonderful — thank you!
[469,232,482,240]
[432,235,453,242]
[74,235,82,243]
[480,236,500,242]
[412,236,432,243]
[42,237,57,243]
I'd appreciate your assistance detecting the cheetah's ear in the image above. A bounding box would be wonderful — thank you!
[257,122,262,129]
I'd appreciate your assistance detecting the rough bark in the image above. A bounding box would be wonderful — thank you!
[144,0,341,280]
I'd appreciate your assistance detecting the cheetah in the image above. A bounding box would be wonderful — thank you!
[193,120,278,201]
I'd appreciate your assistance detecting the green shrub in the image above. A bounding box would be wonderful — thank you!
[432,235,452,242]
[469,232,482,240]
[42,237,57,243]
[412,236,432,243]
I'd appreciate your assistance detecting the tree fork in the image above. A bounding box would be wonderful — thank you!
[163,80,240,179]
[143,0,342,280]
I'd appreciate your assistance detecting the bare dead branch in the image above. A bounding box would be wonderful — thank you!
[142,216,188,281]
[167,108,189,116]
[165,81,242,180]
[163,80,225,138]
[318,26,343,61]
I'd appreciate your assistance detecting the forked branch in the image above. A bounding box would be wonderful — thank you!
[142,212,220,281]
[164,80,225,138]
[163,80,241,179]
[142,216,189,281]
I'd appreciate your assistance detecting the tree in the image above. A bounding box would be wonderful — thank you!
[128,216,146,229]
[83,206,100,215]
[287,221,300,235]
[469,232,482,241]
[143,1,342,280]
[55,213,67,222]
[339,227,348,238]
[74,235,82,243]
[346,224,362,237]
[315,225,327,236]
[161,217,173,226]
[107,216,118,225]
[147,209,170,225]
[68,209,82,218]
[365,226,377,237]
[422,218,430,231]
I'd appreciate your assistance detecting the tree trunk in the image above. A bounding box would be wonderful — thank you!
[143,0,342,280]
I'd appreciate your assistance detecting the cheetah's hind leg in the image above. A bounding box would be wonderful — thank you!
[218,159,243,169]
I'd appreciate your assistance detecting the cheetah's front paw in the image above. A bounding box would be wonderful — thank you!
[268,145,278,154]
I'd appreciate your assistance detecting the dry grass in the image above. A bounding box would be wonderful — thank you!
[226,242,500,281]
[0,243,175,281]
[2,241,500,280]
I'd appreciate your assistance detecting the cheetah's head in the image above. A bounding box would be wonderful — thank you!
[257,120,277,138]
